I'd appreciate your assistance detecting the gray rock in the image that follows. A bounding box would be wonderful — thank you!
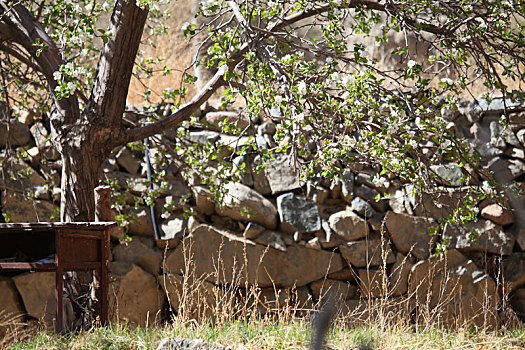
[351,197,375,218]
[341,170,355,203]
[233,155,253,187]
[384,211,437,260]
[277,193,321,234]
[251,155,272,195]
[0,121,32,148]
[216,182,277,229]
[476,142,503,159]
[193,186,215,216]
[339,239,395,268]
[430,163,464,186]
[165,225,345,288]
[185,130,220,144]
[328,210,369,242]
[443,219,515,255]
[388,187,414,215]
[115,147,140,175]
[243,222,265,239]
[306,181,330,204]
[264,154,301,194]
[29,122,49,147]
[354,185,387,211]
[478,96,524,114]
[466,99,482,122]
[254,230,287,251]
[258,122,276,135]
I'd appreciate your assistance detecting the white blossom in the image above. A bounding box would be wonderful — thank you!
[407,59,417,68]
[297,81,307,95]
[269,106,282,117]
[341,74,355,86]
[181,22,190,31]
[101,1,111,12]
[295,113,305,122]
[217,64,228,75]
[274,95,283,105]
[441,77,454,85]
[53,71,62,82]
[66,81,76,94]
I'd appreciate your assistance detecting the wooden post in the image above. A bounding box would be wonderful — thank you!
[94,185,111,326]
[94,185,112,222]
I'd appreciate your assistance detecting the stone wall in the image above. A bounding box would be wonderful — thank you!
[2,94,525,329]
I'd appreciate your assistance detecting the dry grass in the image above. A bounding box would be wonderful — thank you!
[2,236,525,349]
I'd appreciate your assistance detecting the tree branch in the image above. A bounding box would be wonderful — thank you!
[0,2,80,126]
[87,0,148,134]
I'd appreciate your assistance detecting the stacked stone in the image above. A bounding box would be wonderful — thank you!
[2,97,525,328]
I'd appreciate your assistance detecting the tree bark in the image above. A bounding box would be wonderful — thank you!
[1,1,148,222]
[60,0,148,221]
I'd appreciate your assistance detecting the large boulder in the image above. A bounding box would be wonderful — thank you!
[502,253,525,293]
[113,239,163,275]
[111,265,165,326]
[12,272,55,323]
[0,276,24,322]
[328,210,369,242]
[339,239,395,268]
[160,273,216,321]
[215,183,277,229]
[384,211,437,260]
[277,193,321,234]
[408,250,499,328]
[164,225,345,288]
[443,219,515,255]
